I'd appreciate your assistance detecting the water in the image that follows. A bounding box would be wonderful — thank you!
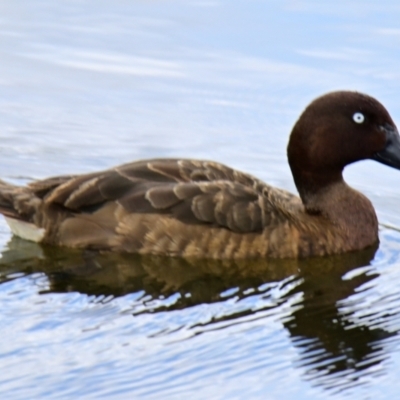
[1,1,400,398]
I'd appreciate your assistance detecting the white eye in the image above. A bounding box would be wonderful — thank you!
[353,112,365,124]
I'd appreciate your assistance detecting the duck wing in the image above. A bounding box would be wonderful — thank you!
[23,159,298,234]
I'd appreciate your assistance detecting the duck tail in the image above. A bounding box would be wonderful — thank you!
[0,180,27,220]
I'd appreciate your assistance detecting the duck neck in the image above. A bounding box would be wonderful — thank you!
[293,169,344,213]
[294,170,378,247]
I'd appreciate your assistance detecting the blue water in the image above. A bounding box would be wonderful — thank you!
[1,1,400,398]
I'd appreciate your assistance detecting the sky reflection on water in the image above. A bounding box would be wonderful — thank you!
[1,1,400,399]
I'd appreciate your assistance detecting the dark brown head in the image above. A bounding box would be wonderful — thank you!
[287,91,400,203]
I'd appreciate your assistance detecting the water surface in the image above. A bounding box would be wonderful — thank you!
[1,1,400,399]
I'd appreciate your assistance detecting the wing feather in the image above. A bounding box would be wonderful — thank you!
[20,159,298,234]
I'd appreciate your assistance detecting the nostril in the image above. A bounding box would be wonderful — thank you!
[379,123,398,145]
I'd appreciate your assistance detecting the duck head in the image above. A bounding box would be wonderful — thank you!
[287,91,400,204]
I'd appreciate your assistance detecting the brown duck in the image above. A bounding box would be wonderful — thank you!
[1,91,400,259]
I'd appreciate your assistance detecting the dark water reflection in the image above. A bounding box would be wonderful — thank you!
[282,246,396,393]
[1,237,397,395]
[2,0,400,398]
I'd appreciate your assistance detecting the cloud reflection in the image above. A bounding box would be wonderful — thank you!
[0,237,397,394]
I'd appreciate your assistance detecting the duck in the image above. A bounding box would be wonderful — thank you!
[0,91,399,259]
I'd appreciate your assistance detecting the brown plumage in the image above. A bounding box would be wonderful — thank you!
[1,91,400,259]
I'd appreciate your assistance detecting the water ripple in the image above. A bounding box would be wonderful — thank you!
[1,0,400,398]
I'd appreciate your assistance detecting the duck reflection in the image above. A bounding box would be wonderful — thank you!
[281,246,396,389]
[0,237,395,390]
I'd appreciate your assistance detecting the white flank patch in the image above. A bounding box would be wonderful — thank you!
[4,217,45,243]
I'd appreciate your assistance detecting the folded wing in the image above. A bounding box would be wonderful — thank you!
[23,159,297,234]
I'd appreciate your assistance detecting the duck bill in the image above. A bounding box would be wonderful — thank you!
[371,124,400,170]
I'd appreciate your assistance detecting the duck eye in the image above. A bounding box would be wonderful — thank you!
[353,112,365,124]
